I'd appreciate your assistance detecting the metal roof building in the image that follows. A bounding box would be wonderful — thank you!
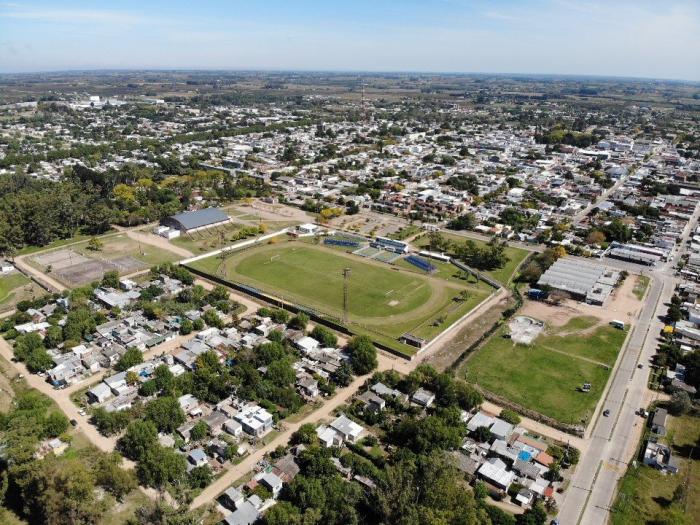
[161,207,230,233]
[537,257,620,305]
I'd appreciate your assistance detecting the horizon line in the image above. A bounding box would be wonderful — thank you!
[0,67,698,85]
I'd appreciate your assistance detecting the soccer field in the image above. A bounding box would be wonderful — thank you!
[462,317,627,425]
[190,241,490,354]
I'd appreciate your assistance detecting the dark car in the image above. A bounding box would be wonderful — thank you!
[603,409,610,417]
[70,419,78,427]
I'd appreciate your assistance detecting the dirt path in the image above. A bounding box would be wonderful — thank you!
[13,254,67,293]
[189,368,377,509]
[124,229,194,259]
[538,344,611,368]
[0,335,130,461]
[195,278,262,316]
[190,288,524,510]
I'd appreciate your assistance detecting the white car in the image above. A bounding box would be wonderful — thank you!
[78,409,86,416]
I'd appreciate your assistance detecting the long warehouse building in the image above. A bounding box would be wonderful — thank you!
[537,257,620,305]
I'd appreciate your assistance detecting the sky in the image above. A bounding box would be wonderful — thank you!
[0,0,699,81]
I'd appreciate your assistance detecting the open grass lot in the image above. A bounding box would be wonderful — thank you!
[462,315,627,425]
[611,415,700,525]
[15,230,114,256]
[633,275,651,300]
[415,233,530,285]
[170,222,247,254]
[70,233,180,267]
[538,317,628,366]
[190,241,489,355]
[0,273,41,311]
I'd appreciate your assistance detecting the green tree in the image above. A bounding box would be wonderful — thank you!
[347,335,378,375]
[144,396,185,433]
[101,269,120,288]
[43,325,64,348]
[311,325,337,347]
[137,445,187,488]
[179,318,193,335]
[669,390,692,415]
[87,237,104,251]
[189,420,209,442]
[42,411,69,438]
[290,423,319,446]
[499,409,521,425]
[115,347,144,371]
[263,501,303,525]
[117,420,158,461]
[94,452,137,501]
[289,312,310,331]
[266,359,296,387]
[25,347,53,372]
[188,465,212,489]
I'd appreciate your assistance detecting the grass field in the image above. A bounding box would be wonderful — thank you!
[611,415,700,525]
[462,316,627,425]
[170,222,247,254]
[0,273,41,312]
[70,234,180,267]
[415,233,530,285]
[16,230,115,256]
[190,241,489,355]
[633,275,651,300]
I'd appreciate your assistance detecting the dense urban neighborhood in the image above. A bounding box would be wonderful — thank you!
[0,69,698,525]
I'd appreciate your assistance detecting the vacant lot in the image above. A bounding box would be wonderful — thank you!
[611,414,700,525]
[633,274,651,300]
[30,234,180,286]
[415,233,530,285]
[462,315,627,425]
[0,272,42,311]
[190,241,489,356]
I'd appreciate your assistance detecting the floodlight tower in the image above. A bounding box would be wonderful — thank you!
[343,267,351,324]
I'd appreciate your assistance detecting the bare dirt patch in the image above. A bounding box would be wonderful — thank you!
[520,274,642,328]
[33,249,91,270]
[509,316,544,344]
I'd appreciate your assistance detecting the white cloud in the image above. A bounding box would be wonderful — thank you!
[0,5,145,25]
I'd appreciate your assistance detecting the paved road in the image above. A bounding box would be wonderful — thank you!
[558,203,699,525]
[572,173,630,227]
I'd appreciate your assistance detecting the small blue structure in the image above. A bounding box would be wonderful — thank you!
[323,239,360,248]
[518,450,532,461]
[528,288,548,300]
[405,255,436,273]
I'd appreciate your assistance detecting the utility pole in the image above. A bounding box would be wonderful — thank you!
[343,267,351,324]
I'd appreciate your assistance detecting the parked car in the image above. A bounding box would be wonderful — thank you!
[70,419,78,427]
[603,409,610,417]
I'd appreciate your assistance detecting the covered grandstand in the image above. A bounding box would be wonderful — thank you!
[537,257,620,305]
[161,207,231,233]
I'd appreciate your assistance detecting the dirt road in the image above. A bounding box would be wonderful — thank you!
[189,368,376,508]
[13,254,68,293]
[0,335,130,461]
[123,229,194,259]
[190,287,525,509]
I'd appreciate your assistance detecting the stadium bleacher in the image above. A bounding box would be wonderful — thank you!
[405,255,436,273]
